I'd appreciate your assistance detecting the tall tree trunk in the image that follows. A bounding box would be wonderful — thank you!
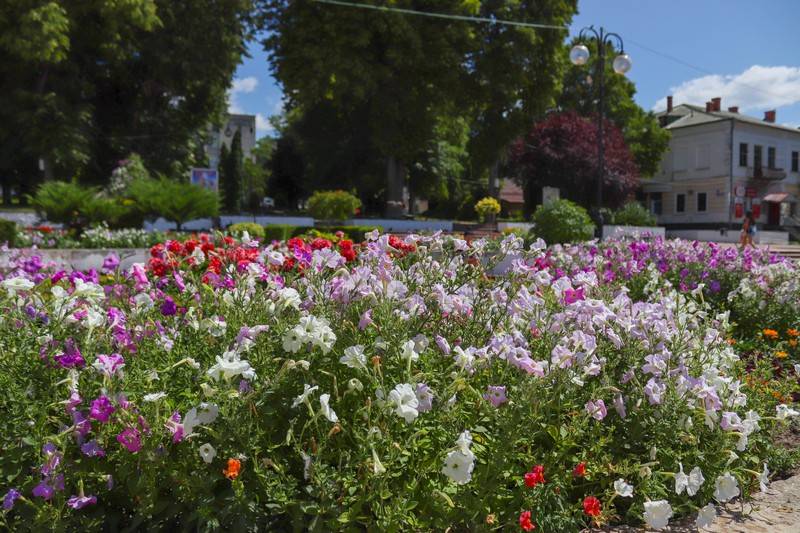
[385,155,405,218]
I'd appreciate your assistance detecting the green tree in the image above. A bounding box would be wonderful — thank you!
[0,0,252,193]
[220,130,244,212]
[558,40,670,177]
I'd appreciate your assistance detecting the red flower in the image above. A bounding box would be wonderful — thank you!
[583,496,601,517]
[524,465,546,488]
[183,239,198,254]
[166,240,183,254]
[200,242,215,255]
[148,258,167,277]
[150,243,165,259]
[310,238,332,250]
[519,510,535,531]
[573,462,587,478]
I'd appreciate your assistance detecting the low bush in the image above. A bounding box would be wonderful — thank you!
[227,222,265,239]
[263,224,298,242]
[530,199,595,244]
[307,190,361,221]
[129,178,219,231]
[611,202,657,227]
[0,219,16,246]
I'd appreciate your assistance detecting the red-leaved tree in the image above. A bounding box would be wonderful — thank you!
[508,111,640,216]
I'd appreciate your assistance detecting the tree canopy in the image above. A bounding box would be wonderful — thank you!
[509,111,639,215]
[0,0,253,196]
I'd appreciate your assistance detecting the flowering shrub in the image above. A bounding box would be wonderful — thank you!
[474,196,501,221]
[306,190,361,221]
[0,233,797,531]
[15,223,166,249]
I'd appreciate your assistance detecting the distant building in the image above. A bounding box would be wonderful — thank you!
[647,97,799,232]
[204,114,256,169]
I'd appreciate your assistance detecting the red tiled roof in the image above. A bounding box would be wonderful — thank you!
[499,181,524,204]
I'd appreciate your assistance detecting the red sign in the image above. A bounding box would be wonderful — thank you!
[752,204,761,218]
[745,187,757,198]
[735,203,744,218]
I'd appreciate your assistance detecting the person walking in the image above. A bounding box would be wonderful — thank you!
[740,211,756,248]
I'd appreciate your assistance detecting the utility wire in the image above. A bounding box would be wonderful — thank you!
[313,0,789,105]
[312,0,569,30]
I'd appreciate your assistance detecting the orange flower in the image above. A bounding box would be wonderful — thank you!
[763,329,779,340]
[223,458,241,480]
[790,339,798,348]
[787,328,799,337]
[726,338,736,345]
[776,351,788,359]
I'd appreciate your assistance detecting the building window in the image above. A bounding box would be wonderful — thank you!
[676,193,686,213]
[697,192,707,212]
[650,193,662,215]
[768,146,776,169]
[754,145,763,169]
[792,151,798,172]
[739,143,748,167]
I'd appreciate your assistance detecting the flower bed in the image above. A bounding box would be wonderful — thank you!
[0,233,797,531]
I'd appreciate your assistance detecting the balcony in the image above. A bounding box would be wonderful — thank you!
[748,166,786,180]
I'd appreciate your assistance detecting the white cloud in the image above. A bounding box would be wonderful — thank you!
[255,113,274,138]
[653,65,800,113]
[228,76,259,114]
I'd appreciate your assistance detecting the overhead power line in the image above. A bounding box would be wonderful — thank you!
[312,0,569,30]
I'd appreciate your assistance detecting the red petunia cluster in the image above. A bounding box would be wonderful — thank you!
[523,464,545,488]
[582,495,601,517]
[519,510,535,531]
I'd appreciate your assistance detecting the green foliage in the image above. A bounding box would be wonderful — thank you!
[611,202,658,227]
[263,224,298,242]
[307,190,361,222]
[30,181,98,225]
[221,131,244,213]
[0,0,252,188]
[227,222,265,239]
[558,39,671,177]
[129,178,219,231]
[530,199,595,244]
[0,219,16,246]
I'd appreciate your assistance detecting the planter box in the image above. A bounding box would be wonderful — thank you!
[666,229,789,245]
[10,249,149,271]
[602,225,665,241]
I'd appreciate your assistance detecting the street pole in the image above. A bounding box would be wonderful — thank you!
[570,27,631,236]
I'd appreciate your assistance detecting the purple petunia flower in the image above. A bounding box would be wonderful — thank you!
[32,481,54,501]
[116,427,142,453]
[415,383,434,412]
[89,395,115,423]
[81,440,106,457]
[585,399,607,421]
[101,253,120,273]
[483,385,508,408]
[93,353,125,378]
[67,494,97,509]
[160,296,177,316]
[3,488,21,510]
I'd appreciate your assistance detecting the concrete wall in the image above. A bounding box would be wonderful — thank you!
[667,228,789,245]
[602,225,665,240]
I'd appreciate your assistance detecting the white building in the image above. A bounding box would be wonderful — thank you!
[646,97,799,235]
[204,114,257,169]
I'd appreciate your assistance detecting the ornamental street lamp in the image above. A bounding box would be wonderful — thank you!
[570,26,632,231]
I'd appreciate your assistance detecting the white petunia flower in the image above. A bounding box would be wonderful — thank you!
[388,383,419,423]
[339,345,367,370]
[143,392,167,402]
[614,479,634,497]
[282,325,305,353]
[713,472,740,502]
[759,463,770,492]
[441,449,475,485]
[695,503,716,529]
[643,500,673,530]
[687,466,705,496]
[292,384,319,408]
[401,340,419,362]
[776,404,799,420]
[1,276,34,295]
[674,463,689,495]
[319,393,338,423]
[206,352,256,381]
[199,443,216,464]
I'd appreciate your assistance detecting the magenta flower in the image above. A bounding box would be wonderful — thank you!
[89,395,115,423]
[67,494,97,509]
[117,427,142,453]
[93,353,125,378]
[101,253,120,273]
[484,385,508,407]
[3,488,21,510]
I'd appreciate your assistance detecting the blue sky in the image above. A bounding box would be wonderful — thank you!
[230,0,800,139]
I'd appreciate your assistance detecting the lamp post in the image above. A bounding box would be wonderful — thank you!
[570,27,632,232]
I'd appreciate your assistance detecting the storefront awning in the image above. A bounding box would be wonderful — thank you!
[763,192,789,203]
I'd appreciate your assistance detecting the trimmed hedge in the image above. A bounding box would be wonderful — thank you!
[228,222,265,239]
[0,219,16,247]
[262,224,383,243]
